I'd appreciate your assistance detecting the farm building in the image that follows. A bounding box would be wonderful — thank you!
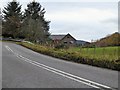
[50,33,90,46]
[49,33,76,46]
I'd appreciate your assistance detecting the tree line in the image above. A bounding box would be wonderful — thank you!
[2,0,50,43]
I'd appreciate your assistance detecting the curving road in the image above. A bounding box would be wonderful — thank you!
[2,42,118,89]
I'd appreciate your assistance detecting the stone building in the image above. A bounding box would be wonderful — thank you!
[50,33,76,46]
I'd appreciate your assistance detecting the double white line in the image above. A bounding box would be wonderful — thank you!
[5,45,116,90]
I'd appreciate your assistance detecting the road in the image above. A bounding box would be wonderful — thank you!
[2,42,118,89]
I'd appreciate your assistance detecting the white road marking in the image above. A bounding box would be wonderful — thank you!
[5,45,13,53]
[5,45,115,90]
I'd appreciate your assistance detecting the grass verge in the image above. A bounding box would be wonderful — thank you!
[16,42,120,71]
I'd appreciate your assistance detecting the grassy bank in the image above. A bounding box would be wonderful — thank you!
[17,42,120,71]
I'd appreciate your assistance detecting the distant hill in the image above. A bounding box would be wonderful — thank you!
[94,32,120,47]
[76,40,90,46]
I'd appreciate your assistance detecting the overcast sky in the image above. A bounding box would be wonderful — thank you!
[0,0,118,42]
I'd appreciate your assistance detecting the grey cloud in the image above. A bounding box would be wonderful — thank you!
[101,18,118,24]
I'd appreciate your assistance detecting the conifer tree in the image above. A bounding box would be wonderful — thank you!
[2,1,22,38]
[0,8,2,36]
[23,1,50,43]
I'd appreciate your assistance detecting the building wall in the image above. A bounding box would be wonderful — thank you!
[60,34,76,46]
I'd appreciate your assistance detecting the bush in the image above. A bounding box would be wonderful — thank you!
[55,44,69,49]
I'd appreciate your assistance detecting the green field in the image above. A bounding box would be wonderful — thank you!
[68,46,119,61]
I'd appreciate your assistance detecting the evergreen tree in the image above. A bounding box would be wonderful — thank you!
[0,8,2,36]
[23,1,50,43]
[2,1,22,38]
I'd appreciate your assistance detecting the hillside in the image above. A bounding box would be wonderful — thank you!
[76,40,90,46]
[94,32,120,47]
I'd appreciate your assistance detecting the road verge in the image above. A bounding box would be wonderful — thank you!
[16,42,120,71]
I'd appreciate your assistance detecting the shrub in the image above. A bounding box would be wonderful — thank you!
[55,44,69,49]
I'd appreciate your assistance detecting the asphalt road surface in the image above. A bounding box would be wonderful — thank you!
[2,42,118,89]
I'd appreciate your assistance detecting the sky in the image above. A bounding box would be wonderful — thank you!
[0,0,119,42]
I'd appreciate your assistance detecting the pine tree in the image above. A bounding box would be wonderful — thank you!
[2,1,22,38]
[0,8,2,36]
[23,1,50,43]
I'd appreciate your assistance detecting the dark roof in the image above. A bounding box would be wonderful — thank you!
[50,35,66,40]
